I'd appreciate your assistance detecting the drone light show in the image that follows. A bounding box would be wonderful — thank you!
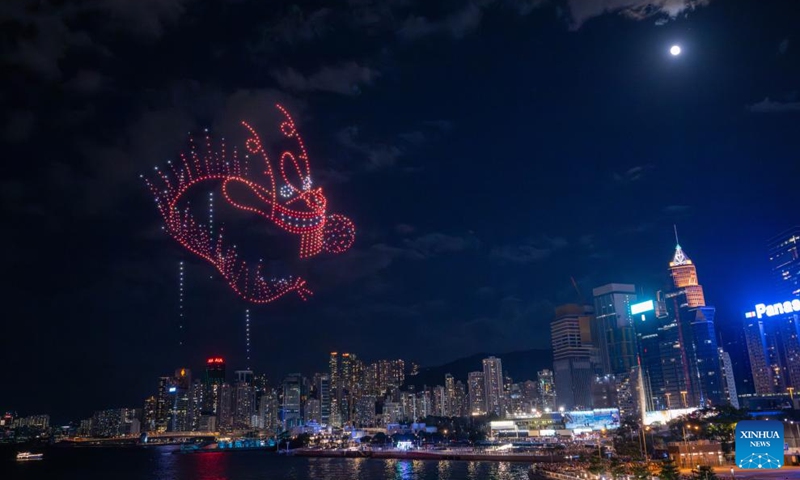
[144,104,355,304]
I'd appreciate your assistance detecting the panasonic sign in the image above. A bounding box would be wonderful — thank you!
[755,299,800,319]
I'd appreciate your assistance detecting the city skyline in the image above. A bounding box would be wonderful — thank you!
[3,0,799,423]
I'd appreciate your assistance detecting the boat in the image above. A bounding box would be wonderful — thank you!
[16,452,44,461]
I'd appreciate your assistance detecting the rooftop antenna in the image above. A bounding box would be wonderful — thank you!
[673,224,680,246]
[570,276,585,305]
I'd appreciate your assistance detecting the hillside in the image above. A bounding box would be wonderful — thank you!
[404,348,553,388]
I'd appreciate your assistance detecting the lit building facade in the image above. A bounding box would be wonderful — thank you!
[768,227,800,298]
[537,369,556,411]
[744,300,800,394]
[281,373,304,430]
[551,304,596,410]
[592,283,638,375]
[482,356,505,416]
[468,371,486,415]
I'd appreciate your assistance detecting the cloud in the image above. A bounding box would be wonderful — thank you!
[337,126,404,170]
[565,0,711,29]
[96,0,196,40]
[662,204,692,215]
[491,236,569,263]
[0,0,193,80]
[398,3,483,40]
[403,232,480,257]
[65,70,108,94]
[748,98,800,113]
[395,224,416,235]
[271,62,379,96]
[612,164,654,184]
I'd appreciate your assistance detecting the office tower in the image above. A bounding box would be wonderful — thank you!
[633,238,725,409]
[668,231,706,307]
[203,357,226,420]
[305,398,320,424]
[281,373,303,430]
[171,368,192,432]
[537,369,556,411]
[143,396,157,431]
[468,371,486,415]
[744,301,800,394]
[315,373,331,425]
[444,374,455,417]
[155,376,172,432]
[592,283,638,375]
[551,304,596,410]
[189,380,203,431]
[328,352,340,426]
[768,227,800,298]
[219,383,233,430]
[719,348,740,409]
[234,383,255,429]
[258,389,279,432]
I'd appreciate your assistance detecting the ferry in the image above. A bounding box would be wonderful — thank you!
[16,452,44,461]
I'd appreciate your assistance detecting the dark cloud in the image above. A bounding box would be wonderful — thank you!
[403,232,480,257]
[395,224,416,235]
[399,3,483,40]
[271,62,379,96]
[565,0,711,29]
[662,205,692,215]
[748,97,800,113]
[337,126,404,170]
[491,236,569,264]
[612,164,655,185]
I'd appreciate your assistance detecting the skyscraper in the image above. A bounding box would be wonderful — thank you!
[551,304,596,410]
[444,374,455,417]
[315,373,331,425]
[537,369,556,411]
[328,353,340,426]
[744,302,800,394]
[468,371,486,415]
[633,238,725,409]
[281,373,303,430]
[768,227,800,298]
[482,356,505,416]
[668,230,706,308]
[592,283,638,375]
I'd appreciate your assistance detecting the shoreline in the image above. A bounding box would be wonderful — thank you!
[289,448,565,463]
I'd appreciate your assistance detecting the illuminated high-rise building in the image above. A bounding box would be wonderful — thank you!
[551,304,596,410]
[444,374,455,417]
[744,302,800,395]
[768,227,800,298]
[315,373,331,425]
[592,283,638,375]
[468,371,486,415]
[537,369,556,411]
[668,229,706,308]
[281,374,303,430]
[171,368,192,432]
[328,352,340,426]
[155,376,171,432]
[482,356,505,416]
[633,237,725,409]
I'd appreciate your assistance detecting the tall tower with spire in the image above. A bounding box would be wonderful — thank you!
[668,226,706,308]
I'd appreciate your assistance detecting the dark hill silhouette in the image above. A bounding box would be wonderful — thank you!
[404,348,552,388]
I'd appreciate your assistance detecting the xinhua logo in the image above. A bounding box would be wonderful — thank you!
[735,420,784,469]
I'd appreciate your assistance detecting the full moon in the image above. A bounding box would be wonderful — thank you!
[670,45,682,56]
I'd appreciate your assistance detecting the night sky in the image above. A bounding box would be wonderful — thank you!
[2,0,799,422]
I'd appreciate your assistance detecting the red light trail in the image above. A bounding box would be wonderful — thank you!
[144,104,355,304]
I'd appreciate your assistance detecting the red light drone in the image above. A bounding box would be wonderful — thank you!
[144,105,355,303]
